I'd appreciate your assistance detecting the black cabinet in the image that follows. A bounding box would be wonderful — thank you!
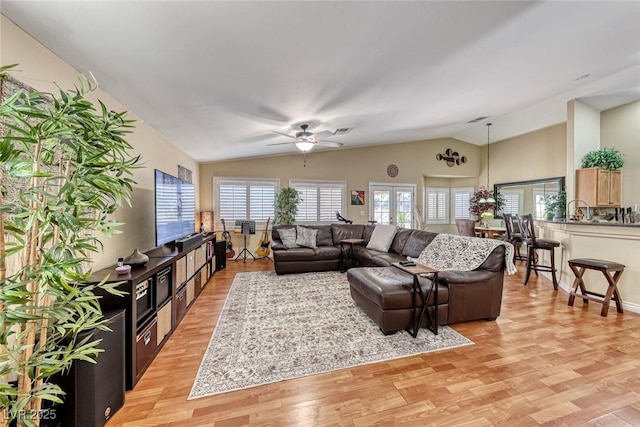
[87,234,216,390]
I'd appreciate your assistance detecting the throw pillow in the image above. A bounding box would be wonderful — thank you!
[278,227,299,248]
[296,226,318,249]
[366,224,397,252]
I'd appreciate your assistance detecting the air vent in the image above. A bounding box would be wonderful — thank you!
[333,127,352,135]
[467,116,490,124]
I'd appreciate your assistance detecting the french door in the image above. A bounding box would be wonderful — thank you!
[369,184,415,228]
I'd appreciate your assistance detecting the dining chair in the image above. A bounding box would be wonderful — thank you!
[455,219,478,237]
[518,213,560,289]
[503,213,525,262]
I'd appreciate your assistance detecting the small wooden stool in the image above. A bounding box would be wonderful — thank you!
[567,258,625,317]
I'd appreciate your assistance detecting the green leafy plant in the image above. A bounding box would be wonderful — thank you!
[581,147,624,170]
[545,191,567,216]
[274,187,302,225]
[1,64,141,426]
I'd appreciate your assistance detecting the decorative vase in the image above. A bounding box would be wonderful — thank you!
[123,248,149,266]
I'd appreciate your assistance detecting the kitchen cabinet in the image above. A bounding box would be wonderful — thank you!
[575,168,622,207]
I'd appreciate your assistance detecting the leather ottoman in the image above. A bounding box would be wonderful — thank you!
[347,267,449,334]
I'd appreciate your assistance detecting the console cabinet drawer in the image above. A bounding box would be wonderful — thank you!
[194,271,203,298]
[136,317,157,378]
[175,256,187,289]
[186,278,195,306]
[156,301,172,346]
[175,286,188,325]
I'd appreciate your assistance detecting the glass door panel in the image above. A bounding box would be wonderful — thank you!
[370,185,414,227]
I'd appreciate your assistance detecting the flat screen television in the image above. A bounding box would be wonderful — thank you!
[154,169,196,247]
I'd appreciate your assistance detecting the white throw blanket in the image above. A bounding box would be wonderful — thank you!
[408,234,517,276]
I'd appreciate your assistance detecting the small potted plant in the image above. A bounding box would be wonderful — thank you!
[545,191,567,220]
[581,147,624,170]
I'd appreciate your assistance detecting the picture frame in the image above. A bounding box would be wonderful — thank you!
[351,190,365,205]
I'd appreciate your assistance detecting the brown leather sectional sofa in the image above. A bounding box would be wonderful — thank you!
[271,224,506,331]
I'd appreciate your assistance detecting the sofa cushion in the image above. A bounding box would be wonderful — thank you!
[331,224,365,242]
[370,252,407,266]
[296,226,318,248]
[366,224,397,252]
[388,227,413,254]
[273,246,340,262]
[362,225,375,245]
[402,230,438,258]
[278,227,299,248]
[309,225,334,246]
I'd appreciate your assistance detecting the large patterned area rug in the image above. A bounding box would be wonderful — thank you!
[189,271,473,399]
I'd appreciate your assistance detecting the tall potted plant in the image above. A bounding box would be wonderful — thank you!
[0,65,141,426]
[274,187,301,225]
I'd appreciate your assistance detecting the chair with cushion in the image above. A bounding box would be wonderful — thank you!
[518,213,560,289]
[503,213,525,262]
[455,219,477,237]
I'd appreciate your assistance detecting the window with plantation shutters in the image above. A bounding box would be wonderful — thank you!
[502,189,523,216]
[425,188,449,224]
[214,177,277,229]
[452,188,473,220]
[291,180,346,223]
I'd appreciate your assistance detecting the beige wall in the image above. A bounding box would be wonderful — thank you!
[200,137,482,224]
[601,100,640,207]
[1,16,200,270]
[488,123,568,186]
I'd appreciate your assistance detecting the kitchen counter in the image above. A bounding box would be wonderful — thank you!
[532,220,640,313]
[538,219,640,228]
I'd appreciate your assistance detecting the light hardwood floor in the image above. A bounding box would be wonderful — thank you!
[107,258,640,426]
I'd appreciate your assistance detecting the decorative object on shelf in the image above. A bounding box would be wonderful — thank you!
[436,148,467,167]
[481,211,494,228]
[581,147,624,170]
[274,187,301,225]
[469,187,504,219]
[123,248,150,266]
[116,265,132,275]
[387,164,399,177]
[0,65,141,423]
[351,190,365,205]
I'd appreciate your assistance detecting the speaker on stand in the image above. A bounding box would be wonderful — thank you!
[44,309,126,427]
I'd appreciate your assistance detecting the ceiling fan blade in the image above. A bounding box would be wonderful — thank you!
[316,140,343,148]
[272,130,298,140]
[267,141,295,146]
[312,130,335,140]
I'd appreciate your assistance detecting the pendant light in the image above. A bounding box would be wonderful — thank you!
[479,123,495,204]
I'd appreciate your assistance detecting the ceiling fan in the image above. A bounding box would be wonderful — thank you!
[268,124,344,152]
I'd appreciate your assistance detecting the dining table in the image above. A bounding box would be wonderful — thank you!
[474,226,507,239]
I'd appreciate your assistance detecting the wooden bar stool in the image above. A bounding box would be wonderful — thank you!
[518,214,560,289]
[567,258,625,317]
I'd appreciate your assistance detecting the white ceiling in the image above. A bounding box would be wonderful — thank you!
[3,1,640,163]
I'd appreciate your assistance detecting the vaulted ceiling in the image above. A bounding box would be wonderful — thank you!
[3,1,640,162]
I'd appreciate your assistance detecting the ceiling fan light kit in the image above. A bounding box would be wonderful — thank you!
[295,141,315,152]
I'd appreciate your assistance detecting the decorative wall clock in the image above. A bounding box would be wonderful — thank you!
[387,164,399,178]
